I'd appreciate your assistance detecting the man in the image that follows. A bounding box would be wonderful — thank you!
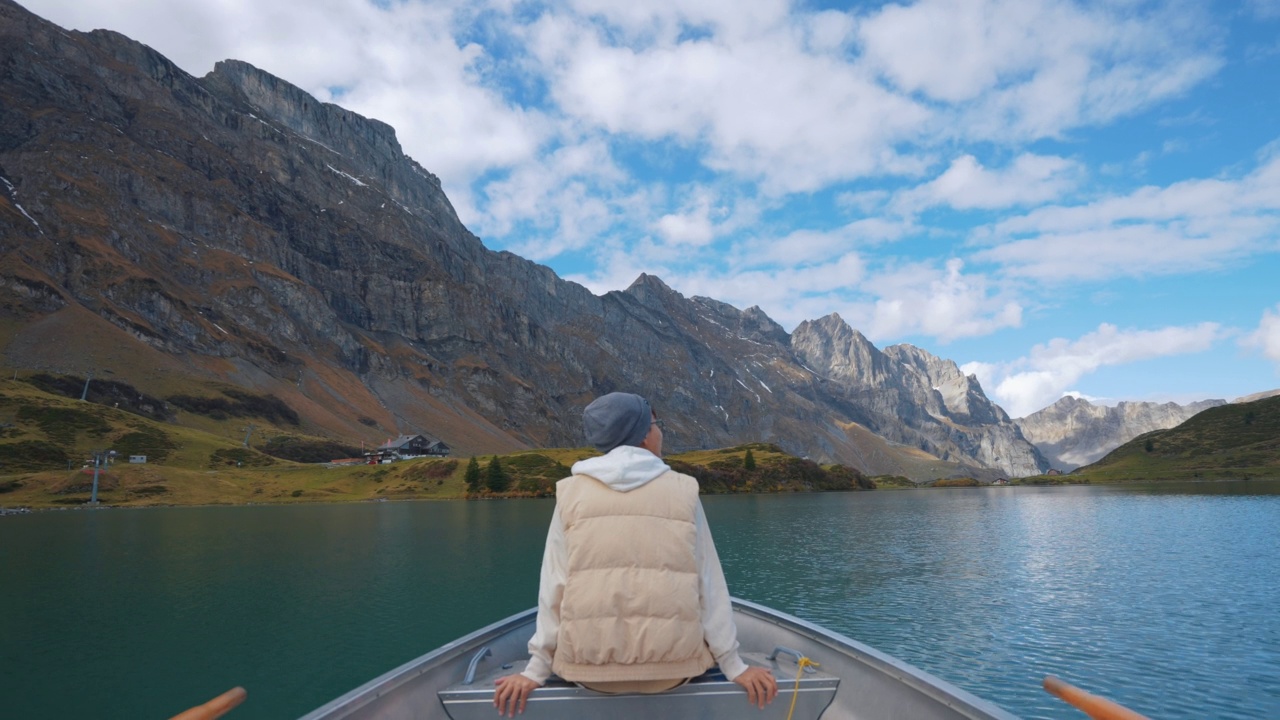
[493,392,778,716]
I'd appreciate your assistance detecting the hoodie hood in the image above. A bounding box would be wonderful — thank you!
[570,446,671,492]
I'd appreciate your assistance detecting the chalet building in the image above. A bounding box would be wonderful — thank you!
[368,434,451,462]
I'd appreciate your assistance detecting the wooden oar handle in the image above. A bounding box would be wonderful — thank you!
[1043,676,1149,720]
[168,687,247,720]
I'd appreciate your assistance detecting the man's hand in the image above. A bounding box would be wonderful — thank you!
[493,674,541,717]
[733,666,778,709]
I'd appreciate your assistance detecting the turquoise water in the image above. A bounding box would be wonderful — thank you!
[2,482,1278,719]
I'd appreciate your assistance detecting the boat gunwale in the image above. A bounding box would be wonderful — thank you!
[298,598,1020,720]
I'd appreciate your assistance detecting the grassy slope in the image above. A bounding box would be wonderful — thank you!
[0,378,465,507]
[1016,395,1280,484]
[0,382,876,507]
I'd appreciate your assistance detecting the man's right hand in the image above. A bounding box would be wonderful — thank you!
[733,666,778,709]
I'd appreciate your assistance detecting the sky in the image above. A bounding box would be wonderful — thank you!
[25,0,1280,417]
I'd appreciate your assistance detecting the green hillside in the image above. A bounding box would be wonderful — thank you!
[1063,394,1280,483]
[0,376,467,507]
[0,380,875,509]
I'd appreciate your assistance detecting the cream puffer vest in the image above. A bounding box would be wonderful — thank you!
[551,470,715,683]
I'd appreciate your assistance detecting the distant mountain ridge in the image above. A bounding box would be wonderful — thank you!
[0,0,1053,478]
[1015,395,1226,470]
[1233,389,1280,404]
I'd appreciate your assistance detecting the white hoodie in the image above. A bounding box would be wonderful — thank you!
[521,445,749,684]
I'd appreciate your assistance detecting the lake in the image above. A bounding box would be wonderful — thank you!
[2,482,1278,719]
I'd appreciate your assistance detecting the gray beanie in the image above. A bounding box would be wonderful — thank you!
[583,392,652,453]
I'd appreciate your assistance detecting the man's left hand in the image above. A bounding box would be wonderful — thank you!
[494,674,541,717]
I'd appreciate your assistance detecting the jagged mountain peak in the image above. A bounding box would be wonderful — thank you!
[800,312,854,333]
[1051,394,1093,410]
[625,272,678,295]
[791,314,879,365]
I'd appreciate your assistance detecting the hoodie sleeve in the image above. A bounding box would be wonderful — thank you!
[695,500,749,681]
[522,504,566,684]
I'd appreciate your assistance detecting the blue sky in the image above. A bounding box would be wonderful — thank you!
[29,0,1280,416]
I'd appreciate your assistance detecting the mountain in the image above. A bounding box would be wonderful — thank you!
[788,323,1046,476]
[1016,395,1226,470]
[1233,389,1280,404]
[0,0,1049,480]
[1073,394,1280,482]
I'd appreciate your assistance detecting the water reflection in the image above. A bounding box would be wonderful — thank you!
[703,483,1280,720]
[3,483,1278,720]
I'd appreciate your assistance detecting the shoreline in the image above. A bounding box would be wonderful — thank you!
[5,475,1278,514]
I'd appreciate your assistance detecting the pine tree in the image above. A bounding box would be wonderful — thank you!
[485,456,508,493]
[744,449,756,471]
[464,456,482,492]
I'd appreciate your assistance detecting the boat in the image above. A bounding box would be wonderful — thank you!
[297,598,1022,720]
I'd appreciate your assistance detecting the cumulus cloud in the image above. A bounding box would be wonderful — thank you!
[894,153,1083,213]
[653,185,756,246]
[472,136,634,256]
[524,9,930,194]
[858,0,1222,141]
[963,322,1226,417]
[972,151,1280,281]
[1242,304,1280,365]
[860,258,1022,342]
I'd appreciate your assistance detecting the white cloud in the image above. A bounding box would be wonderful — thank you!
[1242,304,1280,365]
[964,322,1225,417]
[731,217,917,271]
[858,0,1222,141]
[653,185,756,247]
[860,258,1022,342]
[472,137,633,256]
[565,0,791,41]
[525,10,931,194]
[973,152,1280,281]
[894,153,1082,213]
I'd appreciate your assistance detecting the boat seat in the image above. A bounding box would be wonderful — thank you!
[438,651,839,719]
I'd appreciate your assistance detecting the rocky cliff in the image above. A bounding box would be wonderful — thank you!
[0,0,1049,479]
[787,319,1047,477]
[1016,395,1226,470]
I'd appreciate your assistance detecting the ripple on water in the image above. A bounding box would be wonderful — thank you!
[705,486,1280,720]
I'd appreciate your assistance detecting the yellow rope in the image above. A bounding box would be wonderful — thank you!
[784,656,820,720]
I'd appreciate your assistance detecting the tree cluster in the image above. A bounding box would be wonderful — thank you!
[668,455,873,494]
